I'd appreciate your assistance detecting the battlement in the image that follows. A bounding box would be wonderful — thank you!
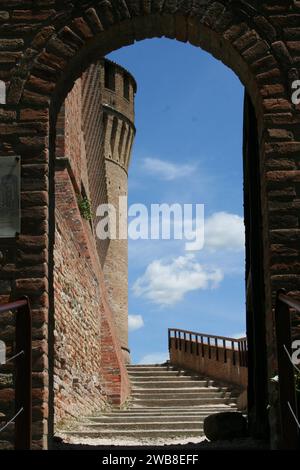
[100,59,136,173]
[100,58,136,123]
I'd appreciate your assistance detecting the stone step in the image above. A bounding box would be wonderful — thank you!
[131,392,232,401]
[130,380,214,388]
[131,397,235,407]
[81,411,235,419]
[107,404,237,412]
[128,370,194,377]
[78,421,204,431]
[57,365,239,445]
[91,408,236,418]
[81,415,210,423]
[130,375,213,382]
[127,365,173,371]
[61,429,204,439]
[131,387,231,398]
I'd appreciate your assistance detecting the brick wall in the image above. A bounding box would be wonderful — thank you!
[81,64,108,267]
[54,172,106,424]
[52,64,132,429]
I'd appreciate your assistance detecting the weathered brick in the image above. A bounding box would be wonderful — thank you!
[15,278,48,295]
[265,141,300,156]
[257,68,282,85]
[20,108,49,122]
[31,25,55,49]
[260,83,285,97]
[26,75,56,95]
[0,39,24,51]
[263,98,292,113]
[266,128,294,140]
[253,15,277,42]
[85,7,104,33]
[0,109,16,122]
[0,51,22,63]
[242,41,270,63]
[22,89,50,107]
[71,17,93,39]
[267,170,300,182]
[272,40,293,66]
[21,191,48,208]
[17,249,48,266]
[233,30,258,52]
[11,10,55,22]
[17,234,48,250]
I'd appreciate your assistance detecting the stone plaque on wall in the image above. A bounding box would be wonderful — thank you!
[0,156,20,238]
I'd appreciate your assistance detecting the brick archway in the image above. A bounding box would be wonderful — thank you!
[0,1,299,449]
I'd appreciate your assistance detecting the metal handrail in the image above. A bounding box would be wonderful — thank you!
[275,289,300,450]
[0,296,32,450]
[0,299,28,314]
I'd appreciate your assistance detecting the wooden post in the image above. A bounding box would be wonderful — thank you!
[223,339,227,363]
[215,338,219,361]
[232,341,236,366]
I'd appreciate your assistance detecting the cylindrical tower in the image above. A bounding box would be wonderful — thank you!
[100,59,136,364]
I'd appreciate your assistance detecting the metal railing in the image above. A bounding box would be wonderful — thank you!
[0,296,32,450]
[275,290,300,450]
[168,328,248,367]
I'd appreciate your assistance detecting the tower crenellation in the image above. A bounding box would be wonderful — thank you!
[100,59,136,173]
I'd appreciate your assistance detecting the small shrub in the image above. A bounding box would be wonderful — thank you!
[77,195,93,221]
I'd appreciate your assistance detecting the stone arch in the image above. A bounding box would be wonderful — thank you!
[0,0,299,449]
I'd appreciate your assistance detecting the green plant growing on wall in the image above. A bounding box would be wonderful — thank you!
[77,195,93,221]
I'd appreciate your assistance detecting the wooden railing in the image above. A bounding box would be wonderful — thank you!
[0,297,32,450]
[168,328,248,367]
[275,290,300,450]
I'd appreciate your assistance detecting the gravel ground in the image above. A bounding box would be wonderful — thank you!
[53,434,269,450]
[54,434,207,448]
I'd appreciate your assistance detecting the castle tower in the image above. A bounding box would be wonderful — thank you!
[100,59,137,364]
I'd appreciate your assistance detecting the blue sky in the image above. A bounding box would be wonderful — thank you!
[108,38,246,365]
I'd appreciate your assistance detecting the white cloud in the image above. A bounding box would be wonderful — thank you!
[232,332,246,339]
[142,157,197,181]
[128,314,144,332]
[204,212,245,251]
[138,352,169,365]
[133,254,223,307]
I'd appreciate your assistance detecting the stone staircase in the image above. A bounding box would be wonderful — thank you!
[57,364,239,445]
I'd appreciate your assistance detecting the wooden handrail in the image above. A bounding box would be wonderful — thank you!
[168,328,248,367]
[0,296,32,450]
[169,328,247,344]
